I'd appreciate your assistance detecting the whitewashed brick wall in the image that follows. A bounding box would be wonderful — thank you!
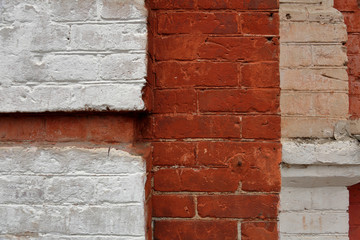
[0,0,147,112]
[280,0,348,138]
[280,187,349,240]
[279,0,359,239]
[0,146,146,239]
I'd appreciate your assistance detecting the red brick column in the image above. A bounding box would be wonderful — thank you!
[335,0,360,118]
[349,183,360,239]
[145,0,281,239]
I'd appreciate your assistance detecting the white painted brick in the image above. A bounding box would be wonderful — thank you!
[0,176,46,204]
[0,205,145,236]
[307,6,344,23]
[279,212,348,234]
[0,236,145,240]
[101,53,146,80]
[95,174,145,203]
[312,45,348,66]
[45,177,96,204]
[0,147,145,175]
[280,68,348,91]
[0,83,145,112]
[0,146,146,238]
[280,45,312,67]
[68,205,145,235]
[280,5,308,21]
[281,22,347,43]
[101,0,147,20]
[46,55,99,81]
[70,24,147,51]
[280,235,348,240]
[282,139,360,165]
[0,0,49,22]
[49,0,97,21]
[280,187,348,211]
[281,116,339,138]
[30,23,70,52]
[281,165,360,187]
[281,92,348,117]
[0,0,147,112]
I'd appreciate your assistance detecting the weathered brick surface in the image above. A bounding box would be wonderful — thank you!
[146,0,281,239]
[334,0,360,119]
[281,0,349,138]
[349,183,360,240]
[0,147,146,238]
[0,0,147,112]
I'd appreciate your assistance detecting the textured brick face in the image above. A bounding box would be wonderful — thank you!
[280,0,349,138]
[335,0,360,119]
[0,0,147,112]
[145,0,281,239]
[349,183,360,240]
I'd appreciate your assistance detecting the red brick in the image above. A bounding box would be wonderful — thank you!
[349,183,360,204]
[197,0,231,9]
[242,115,280,139]
[197,0,278,10]
[152,195,195,217]
[146,196,152,240]
[350,95,360,117]
[197,142,281,191]
[198,89,279,113]
[0,116,45,141]
[350,205,360,225]
[155,35,206,61]
[241,62,279,88]
[348,34,360,54]
[197,142,280,165]
[344,12,360,33]
[45,116,87,141]
[349,55,360,76]
[154,168,240,192]
[153,142,196,166]
[156,62,238,88]
[236,0,278,10]
[148,0,196,9]
[197,195,278,218]
[153,89,197,114]
[86,115,135,143]
[240,13,279,35]
[198,37,279,62]
[241,222,278,240]
[154,220,238,240]
[350,226,360,240]
[158,12,238,34]
[334,0,359,11]
[350,76,360,95]
[153,115,242,139]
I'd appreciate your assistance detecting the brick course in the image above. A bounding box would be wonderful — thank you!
[145,0,281,238]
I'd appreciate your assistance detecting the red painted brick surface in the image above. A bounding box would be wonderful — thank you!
[335,0,360,118]
[154,220,238,240]
[349,183,360,239]
[145,0,280,239]
[241,222,278,240]
[0,113,137,144]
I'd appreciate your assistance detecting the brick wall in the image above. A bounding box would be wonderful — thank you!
[279,0,358,239]
[349,183,360,239]
[280,0,348,138]
[145,0,281,239]
[334,1,360,239]
[0,0,147,112]
[0,0,149,238]
[334,0,360,119]
[0,113,149,239]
